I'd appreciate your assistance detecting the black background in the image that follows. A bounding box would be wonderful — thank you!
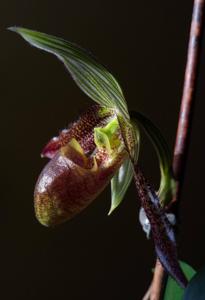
[1,1,205,299]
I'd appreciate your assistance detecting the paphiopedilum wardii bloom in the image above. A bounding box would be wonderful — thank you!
[10,27,188,288]
[35,105,130,226]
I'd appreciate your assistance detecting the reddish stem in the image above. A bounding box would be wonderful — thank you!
[171,0,205,205]
[143,0,205,299]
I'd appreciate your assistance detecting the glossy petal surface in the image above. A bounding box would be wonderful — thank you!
[35,117,126,226]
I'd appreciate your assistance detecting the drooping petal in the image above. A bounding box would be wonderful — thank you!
[133,165,188,288]
[41,105,114,158]
[130,111,176,207]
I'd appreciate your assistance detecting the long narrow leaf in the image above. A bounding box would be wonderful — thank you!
[9,27,130,120]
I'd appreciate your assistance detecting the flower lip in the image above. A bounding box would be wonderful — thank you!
[34,111,127,227]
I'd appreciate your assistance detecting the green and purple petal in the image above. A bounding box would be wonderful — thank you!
[41,105,114,159]
[133,166,188,288]
[35,115,127,226]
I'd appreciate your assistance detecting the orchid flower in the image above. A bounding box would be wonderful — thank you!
[10,27,188,288]
[35,105,132,226]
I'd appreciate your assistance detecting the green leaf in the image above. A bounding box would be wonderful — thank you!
[130,111,176,206]
[9,27,130,121]
[109,121,140,214]
[183,266,205,300]
[163,261,196,300]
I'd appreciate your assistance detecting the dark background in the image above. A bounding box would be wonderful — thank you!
[1,1,205,299]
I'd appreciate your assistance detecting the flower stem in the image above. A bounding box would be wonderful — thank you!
[143,0,205,299]
[171,0,205,206]
[142,260,166,300]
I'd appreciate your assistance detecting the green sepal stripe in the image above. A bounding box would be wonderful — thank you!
[109,158,133,215]
[109,121,140,214]
[9,27,130,121]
